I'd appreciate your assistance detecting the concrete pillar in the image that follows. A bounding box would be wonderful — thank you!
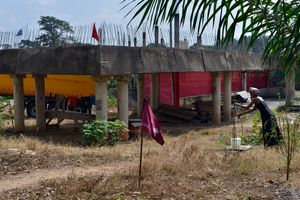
[150,74,159,109]
[285,67,295,106]
[155,25,159,47]
[116,75,129,125]
[212,72,221,125]
[242,72,247,91]
[137,74,145,118]
[34,75,46,131]
[142,32,146,46]
[12,75,25,132]
[197,36,202,49]
[134,37,137,47]
[174,14,180,48]
[169,19,173,48]
[223,72,232,122]
[93,76,109,120]
[151,25,159,109]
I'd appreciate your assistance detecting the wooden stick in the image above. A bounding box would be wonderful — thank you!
[138,129,144,187]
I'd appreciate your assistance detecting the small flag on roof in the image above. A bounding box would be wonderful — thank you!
[92,23,100,42]
[16,29,23,36]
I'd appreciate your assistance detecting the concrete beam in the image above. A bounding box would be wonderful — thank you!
[116,75,130,126]
[12,75,25,132]
[223,72,232,122]
[34,75,46,131]
[93,75,109,121]
[212,72,221,125]
[0,46,267,76]
[285,67,295,106]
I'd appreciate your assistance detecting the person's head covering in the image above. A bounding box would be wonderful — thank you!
[249,87,260,95]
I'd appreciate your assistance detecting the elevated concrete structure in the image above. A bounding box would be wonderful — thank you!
[0,45,269,133]
[0,46,268,75]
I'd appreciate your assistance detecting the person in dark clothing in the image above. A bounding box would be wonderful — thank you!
[235,87,282,147]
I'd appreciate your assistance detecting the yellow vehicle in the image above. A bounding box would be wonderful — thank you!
[0,74,96,117]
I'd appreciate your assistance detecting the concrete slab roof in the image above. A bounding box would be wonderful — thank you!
[0,45,268,75]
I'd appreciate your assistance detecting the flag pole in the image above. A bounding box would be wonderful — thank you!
[138,129,144,187]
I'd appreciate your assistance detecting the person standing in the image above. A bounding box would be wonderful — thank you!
[235,87,282,147]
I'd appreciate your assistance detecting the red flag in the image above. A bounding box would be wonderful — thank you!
[141,98,165,145]
[92,23,100,42]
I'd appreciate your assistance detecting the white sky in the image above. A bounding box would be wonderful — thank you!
[0,0,135,30]
[0,0,218,33]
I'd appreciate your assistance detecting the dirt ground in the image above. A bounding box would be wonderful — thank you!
[1,102,300,199]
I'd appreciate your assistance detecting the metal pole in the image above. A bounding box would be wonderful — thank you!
[138,129,144,187]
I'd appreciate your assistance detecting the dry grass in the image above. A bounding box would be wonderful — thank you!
[1,123,300,199]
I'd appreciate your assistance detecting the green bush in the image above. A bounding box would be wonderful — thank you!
[82,120,126,146]
[107,95,117,109]
[240,133,263,145]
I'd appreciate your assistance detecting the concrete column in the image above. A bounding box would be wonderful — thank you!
[116,75,130,125]
[151,25,159,109]
[242,72,247,91]
[155,25,159,47]
[93,76,109,120]
[197,36,202,49]
[169,19,173,48]
[142,32,146,46]
[12,75,25,132]
[137,74,145,118]
[285,67,295,106]
[223,72,232,122]
[134,37,137,47]
[212,72,221,125]
[34,75,46,131]
[150,74,159,109]
[174,14,180,48]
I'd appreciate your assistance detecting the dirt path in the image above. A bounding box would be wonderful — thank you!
[0,161,135,193]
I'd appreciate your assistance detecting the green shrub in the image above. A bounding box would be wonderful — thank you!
[0,115,4,133]
[240,133,263,145]
[251,111,263,135]
[82,120,126,146]
[217,132,231,148]
[107,95,117,109]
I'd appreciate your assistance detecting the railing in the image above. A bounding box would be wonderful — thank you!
[0,23,218,49]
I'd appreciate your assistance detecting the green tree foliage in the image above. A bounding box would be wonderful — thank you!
[123,0,300,72]
[37,16,74,47]
[19,16,75,48]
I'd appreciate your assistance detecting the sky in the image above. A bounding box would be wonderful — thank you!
[0,0,135,31]
[0,0,229,46]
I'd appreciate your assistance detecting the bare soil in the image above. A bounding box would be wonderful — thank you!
[1,118,300,200]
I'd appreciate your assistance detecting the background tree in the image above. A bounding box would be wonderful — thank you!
[19,16,75,48]
[37,16,74,47]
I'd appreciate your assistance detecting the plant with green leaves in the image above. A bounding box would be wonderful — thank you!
[107,95,117,110]
[277,114,300,180]
[82,120,127,146]
[123,0,300,105]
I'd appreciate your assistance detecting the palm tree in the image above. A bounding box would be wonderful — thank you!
[122,0,300,105]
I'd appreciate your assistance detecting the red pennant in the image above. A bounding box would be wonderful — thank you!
[92,23,100,42]
[141,98,165,145]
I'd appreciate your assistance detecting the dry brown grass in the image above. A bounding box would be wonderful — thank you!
[1,123,300,199]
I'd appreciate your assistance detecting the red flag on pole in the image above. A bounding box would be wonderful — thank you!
[141,98,165,145]
[92,23,100,42]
